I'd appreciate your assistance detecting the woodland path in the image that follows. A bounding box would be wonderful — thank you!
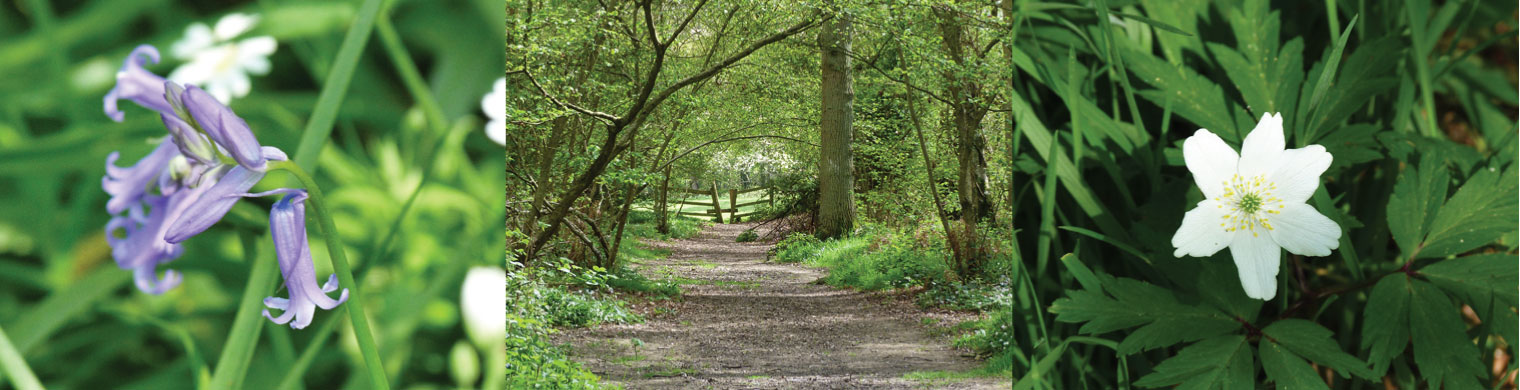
[553,222,1011,389]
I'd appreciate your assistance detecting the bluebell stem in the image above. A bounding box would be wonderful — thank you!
[259,190,349,329]
[101,45,349,327]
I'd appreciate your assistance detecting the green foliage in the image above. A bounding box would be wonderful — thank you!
[953,306,1014,361]
[604,267,682,299]
[767,232,822,264]
[507,268,606,389]
[735,229,758,242]
[539,287,643,328]
[1132,335,1254,389]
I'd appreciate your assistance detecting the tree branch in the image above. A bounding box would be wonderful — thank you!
[844,47,955,106]
[664,0,710,47]
[523,67,619,124]
[632,12,825,131]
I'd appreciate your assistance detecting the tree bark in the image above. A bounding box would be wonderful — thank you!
[816,2,855,240]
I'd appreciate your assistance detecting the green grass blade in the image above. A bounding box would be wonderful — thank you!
[209,235,279,390]
[1058,226,1151,265]
[274,314,341,390]
[1304,14,1358,141]
[290,0,390,171]
[7,267,130,354]
[1312,189,1362,280]
[0,324,44,390]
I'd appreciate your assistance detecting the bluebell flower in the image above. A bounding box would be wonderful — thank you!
[259,190,349,329]
[104,45,174,122]
[101,45,347,326]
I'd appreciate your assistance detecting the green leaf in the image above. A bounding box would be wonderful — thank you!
[1420,164,1519,258]
[1058,253,1103,292]
[1420,253,1520,307]
[1409,279,1487,388]
[1300,37,1402,142]
[1133,335,1254,390]
[1361,275,1412,376]
[1111,12,1192,36]
[1304,14,1358,116]
[1259,339,1328,390]
[1386,156,1449,257]
[1209,44,1272,118]
[1049,274,1238,355]
[1260,319,1376,380]
[1421,253,1520,351]
[1122,47,1245,143]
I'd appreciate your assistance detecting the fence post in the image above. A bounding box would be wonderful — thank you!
[709,181,724,223]
[729,189,739,222]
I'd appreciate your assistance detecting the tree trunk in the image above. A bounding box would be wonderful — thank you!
[656,166,672,234]
[816,2,856,240]
[934,5,992,278]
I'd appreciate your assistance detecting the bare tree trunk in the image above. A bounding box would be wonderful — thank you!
[816,1,855,240]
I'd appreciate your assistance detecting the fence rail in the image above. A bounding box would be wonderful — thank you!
[667,183,773,222]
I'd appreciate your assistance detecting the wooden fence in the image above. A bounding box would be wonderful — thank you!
[670,184,773,223]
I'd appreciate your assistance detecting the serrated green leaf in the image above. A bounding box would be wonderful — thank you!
[1261,319,1376,380]
[1421,253,1520,307]
[1362,274,1412,376]
[1409,279,1487,388]
[1050,274,1239,355]
[1301,37,1401,142]
[1386,157,1449,257]
[1134,335,1253,390]
[1123,47,1245,143]
[1209,44,1273,117]
[1259,339,1329,390]
[1421,164,1519,258]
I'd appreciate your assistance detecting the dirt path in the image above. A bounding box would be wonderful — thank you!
[553,223,1011,389]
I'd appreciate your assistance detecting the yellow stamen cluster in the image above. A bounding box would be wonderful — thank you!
[1215,174,1282,237]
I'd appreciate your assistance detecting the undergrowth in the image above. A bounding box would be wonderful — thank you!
[768,226,1014,376]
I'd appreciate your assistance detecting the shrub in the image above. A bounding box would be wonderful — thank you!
[605,267,682,298]
[768,232,822,263]
[954,306,1014,361]
[735,229,758,242]
[539,287,643,328]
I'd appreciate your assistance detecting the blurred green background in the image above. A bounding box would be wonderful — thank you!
[0,0,505,388]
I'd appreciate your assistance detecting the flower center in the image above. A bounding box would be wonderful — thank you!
[1216,174,1282,237]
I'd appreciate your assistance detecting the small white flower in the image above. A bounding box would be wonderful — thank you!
[482,77,506,146]
[1172,112,1341,301]
[168,13,276,104]
[460,266,506,350]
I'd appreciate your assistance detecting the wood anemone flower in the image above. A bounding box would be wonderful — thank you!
[1171,112,1341,300]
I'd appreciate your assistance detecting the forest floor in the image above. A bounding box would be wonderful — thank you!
[553,222,1012,389]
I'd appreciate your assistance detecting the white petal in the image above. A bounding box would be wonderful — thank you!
[483,78,506,119]
[168,60,215,85]
[172,23,215,60]
[1229,232,1281,300]
[1183,129,1240,199]
[238,36,278,57]
[214,13,260,41]
[1237,112,1285,178]
[1266,203,1341,257]
[1172,199,1233,257]
[486,119,506,146]
[241,55,271,75]
[1268,145,1332,204]
[223,70,252,100]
